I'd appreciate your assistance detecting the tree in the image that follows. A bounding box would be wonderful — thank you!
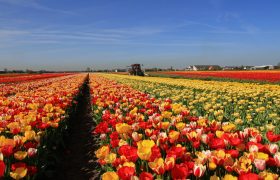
[86,67,91,72]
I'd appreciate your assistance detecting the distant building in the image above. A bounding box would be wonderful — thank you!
[223,66,253,70]
[223,66,237,70]
[186,65,221,71]
[250,65,274,70]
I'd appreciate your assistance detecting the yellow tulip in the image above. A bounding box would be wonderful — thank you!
[215,130,224,138]
[223,174,237,180]
[102,172,119,180]
[104,153,117,164]
[256,152,269,161]
[116,123,131,134]
[168,131,180,143]
[14,151,27,160]
[123,162,135,168]
[161,111,172,119]
[175,122,185,131]
[95,146,110,159]
[148,158,165,174]
[24,130,36,141]
[137,140,155,160]
[10,167,28,180]
[209,161,217,170]
[161,122,170,129]
[222,123,236,132]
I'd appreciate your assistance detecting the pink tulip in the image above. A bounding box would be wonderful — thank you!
[254,158,266,171]
[268,144,278,154]
[27,148,37,158]
[274,152,280,167]
[201,134,209,144]
[249,145,259,153]
[100,133,106,140]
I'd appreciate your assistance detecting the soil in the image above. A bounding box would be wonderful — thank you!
[52,80,101,180]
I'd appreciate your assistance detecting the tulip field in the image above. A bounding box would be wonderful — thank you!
[0,73,87,179]
[0,72,280,179]
[91,73,280,180]
[149,71,280,83]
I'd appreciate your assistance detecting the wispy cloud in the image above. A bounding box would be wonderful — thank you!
[178,19,262,35]
[0,29,28,37]
[0,0,75,15]
[0,25,166,47]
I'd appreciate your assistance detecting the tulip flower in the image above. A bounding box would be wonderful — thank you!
[0,161,5,177]
[238,173,258,180]
[266,131,280,142]
[10,167,28,180]
[139,172,153,180]
[148,158,165,175]
[137,140,155,160]
[254,158,266,171]
[95,146,110,160]
[27,148,37,158]
[168,131,180,143]
[116,123,131,134]
[268,144,278,154]
[274,152,280,167]
[171,163,189,179]
[102,171,119,180]
[193,164,206,177]
[117,166,135,180]
[223,174,237,180]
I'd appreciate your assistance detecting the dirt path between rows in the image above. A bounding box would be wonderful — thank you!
[54,80,100,180]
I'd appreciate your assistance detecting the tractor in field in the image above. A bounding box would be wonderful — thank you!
[128,64,144,76]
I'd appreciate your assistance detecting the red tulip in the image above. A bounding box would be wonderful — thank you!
[139,172,153,180]
[193,141,200,149]
[238,173,258,180]
[210,138,225,149]
[226,149,239,158]
[1,145,14,157]
[171,163,189,179]
[27,166,38,175]
[11,162,26,171]
[266,131,280,142]
[118,145,138,162]
[117,166,135,180]
[229,137,242,146]
[0,161,5,177]
[149,145,161,162]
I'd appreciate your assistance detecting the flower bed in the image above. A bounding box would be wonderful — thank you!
[90,74,280,180]
[150,71,280,83]
[0,74,87,179]
[0,73,74,84]
[99,74,280,132]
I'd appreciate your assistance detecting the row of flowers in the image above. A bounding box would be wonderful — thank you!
[0,73,73,84]
[151,71,280,83]
[99,74,280,134]
[0,73,87,179]
[0,74,77,97]
[90,74,280,180]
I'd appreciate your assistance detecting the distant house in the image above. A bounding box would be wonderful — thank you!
[250,65,274,70]
[223,66,237,70]
[223,66,253,70]
[186,65,221,71]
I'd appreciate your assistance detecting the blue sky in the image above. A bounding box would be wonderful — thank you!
[0,0,280,70]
